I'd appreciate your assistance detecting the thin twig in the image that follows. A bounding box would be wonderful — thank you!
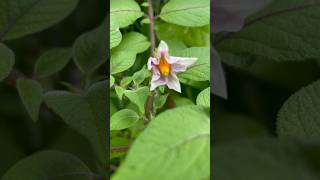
[111,146,130,151]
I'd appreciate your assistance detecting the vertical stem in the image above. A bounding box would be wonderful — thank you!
[148,0,155,54]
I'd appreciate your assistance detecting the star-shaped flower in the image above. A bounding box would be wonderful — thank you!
[147,41,197,93]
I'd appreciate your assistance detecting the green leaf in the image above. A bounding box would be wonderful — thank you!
[73,21,107,73]
[115,86,124,100]
[110,50,136,74]
[173,96,194,106]
[217,0,320,63]
[0,43,14,82]
[277,80,320,142]
[112,106,210,180]
[0,0,79,40]
[214,137,318,180]
[113,32,150,54]
[196,87,210,107]
[17,79,43,122]
[110,109,140,131]
[140,18,150,24]
[110,75,115,87]
[132,66,148,85]
[110,20,122,49]
[120,76,133,87]
[124,87,149,113]
[154,93,169,110]
[2,150,92,180]
[159,0,210,27]
[44,81,107,168]
[111,0,143,28]
[34,48,72,78]
[176,47,210,82]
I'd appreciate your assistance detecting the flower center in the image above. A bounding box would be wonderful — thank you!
[158,55,170,76]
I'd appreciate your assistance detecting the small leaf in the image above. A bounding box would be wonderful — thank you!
[34,48,72,78]
[124,87,149,113]
[0,43,14,82]
[112,106,210,180]
[196,87,210,107]
[17,79,43,122]
[111,0,143,28]
[140,18,150,24]
[115,86,124,100]
[159,0,210,27]
[2,150,92,180]
[277,80,320,142]
[132,66,147,85]
[120,77,133,87]
[113,32,150,54]
[176,47,210,82]
[111,109,140,131]
[110,20,122,49]
[110,50,136,74]
[110,75,115,87]
[73,21,107,73]
[154,94,169,110]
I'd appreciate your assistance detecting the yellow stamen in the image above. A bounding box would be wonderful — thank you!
[158,55,170,76]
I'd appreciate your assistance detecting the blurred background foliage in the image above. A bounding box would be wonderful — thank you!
[0,0,106,177]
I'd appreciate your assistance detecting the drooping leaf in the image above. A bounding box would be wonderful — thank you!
[159,0,210,27]
[277,80,320,142]
[214,137,318,180]
[196,87,210,107]
[176,47,210,82]
[110,109,140,131]
[113,32,150,53]
[110,0,143,28]
[73,21,107,73]
[110,50,136,74]
[124,87,149,114]
[17,79,43,122]
[0,43,14,82]
[44,81,107,168]
[110,20,122,49]
[216,0,320,63]
[112,106,210,180]
[0,0,79,40]
[34,48,72,78]
[2,150,92,180]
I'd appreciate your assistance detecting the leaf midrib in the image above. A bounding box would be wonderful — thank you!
[160,6,208,16]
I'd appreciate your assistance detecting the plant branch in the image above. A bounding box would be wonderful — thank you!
[148,0,156,53]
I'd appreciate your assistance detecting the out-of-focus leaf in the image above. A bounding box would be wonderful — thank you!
[124,87,149,113]
[159,0,210,27]
[17,79,43,122]
[34,48,72,78]
[110,0,143,28]
[0,43,14,82]
[196,87,210,107]
[0,0,79,40]
[112,106,210,180]
[110,109,140,131]
[2,150,92,180]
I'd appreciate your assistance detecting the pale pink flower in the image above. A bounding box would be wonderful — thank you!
[147,41,197,93]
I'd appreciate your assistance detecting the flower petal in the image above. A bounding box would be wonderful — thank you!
[166,73,181,93]
[169,56,197,73]
[157,40,169,58]
[151,66,161,81]
[150,76,168,91]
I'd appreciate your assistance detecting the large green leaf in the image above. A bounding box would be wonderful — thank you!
[159,0,210,27]
[216,0,320,63]
[110,20,122,49]
[124,87,149,114]
[110,0,143,28]
[196,87,210,107]
[113,32,150,53]
[44,81,107,168]
[110,109,140,131]
[0,0,78,40]
[2,150,93,180]
[176,47,210,82]
[73,21,107,73]
[214,137,318,180]
[110,50,136,74]
[17,79,43,122]
[277,80,320,142]
[112,106,210,180]
[0,43,14,82]
[34,47,72,78]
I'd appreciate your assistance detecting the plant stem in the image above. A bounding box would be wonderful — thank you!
[148,0,156,53]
